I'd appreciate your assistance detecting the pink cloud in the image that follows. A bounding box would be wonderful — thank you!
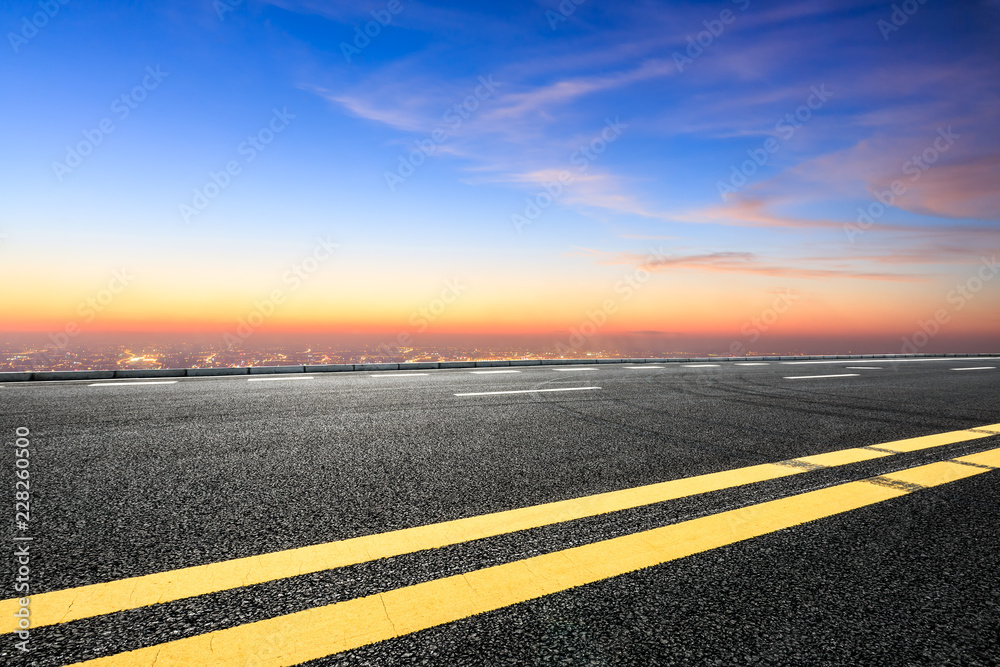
[580,249,922,282]
[885,154,1000,221]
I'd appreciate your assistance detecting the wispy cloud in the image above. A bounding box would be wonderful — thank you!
[584,249,923,282]
[879,154,1000,221]
[483,58,675,122]
[313,88,427,132]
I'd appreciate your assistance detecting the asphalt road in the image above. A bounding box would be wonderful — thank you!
[1,357,998,666]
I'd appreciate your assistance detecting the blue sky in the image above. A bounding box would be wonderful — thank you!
[2,0,999,351]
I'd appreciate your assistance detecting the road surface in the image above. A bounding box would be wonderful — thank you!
[1,357,998,665]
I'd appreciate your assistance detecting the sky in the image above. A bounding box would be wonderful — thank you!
[1,0,999,355]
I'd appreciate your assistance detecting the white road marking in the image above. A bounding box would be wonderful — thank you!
[370,373,429,377]
[683,364,720,367]
[247,376,315,382]
[470,370,521,374]
[87,381,178,386]
[784,374,860,380]
[551,367,597,372]
[845,367,883,370]
[782,357,995,365]
[952,367,995,371]
[455,387,601,397]
[735,362,770,366]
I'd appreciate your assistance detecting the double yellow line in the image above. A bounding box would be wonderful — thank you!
[2,424,997,666]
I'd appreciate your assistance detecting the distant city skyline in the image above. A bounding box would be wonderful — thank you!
[3,330,998,373]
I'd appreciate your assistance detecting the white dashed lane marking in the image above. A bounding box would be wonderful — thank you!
[87,381,178,386]
[455,387,601,397]
[247,376,315,382]
[782,357,995,365]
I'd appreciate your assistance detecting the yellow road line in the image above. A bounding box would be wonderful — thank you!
[877,428,998,452]
[1,423,996,634]
[68,446,1000,667]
